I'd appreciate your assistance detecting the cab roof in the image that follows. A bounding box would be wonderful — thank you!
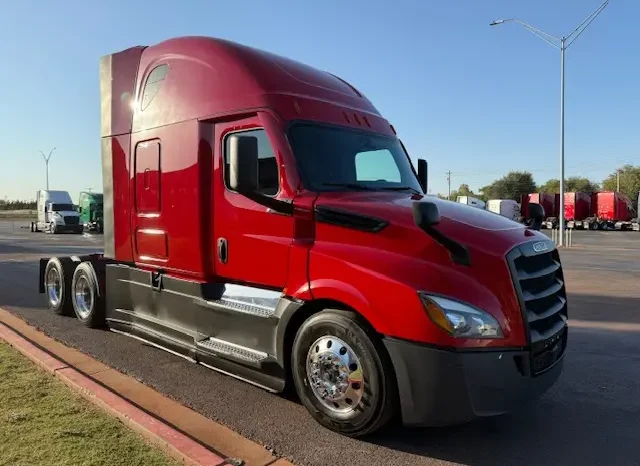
[139,35,379,115]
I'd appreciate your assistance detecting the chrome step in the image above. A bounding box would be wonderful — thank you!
[196,337,267,364]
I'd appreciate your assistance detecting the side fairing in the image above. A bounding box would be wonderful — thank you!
[100,46,145,260]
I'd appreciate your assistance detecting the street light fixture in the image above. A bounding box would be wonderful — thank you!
[490,0,610,246]
[39,147,56,190]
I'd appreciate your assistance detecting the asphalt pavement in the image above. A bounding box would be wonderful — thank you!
[1,220,638,466]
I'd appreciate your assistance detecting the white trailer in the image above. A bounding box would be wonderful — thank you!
[456,195,486,209]
[486,199,521,221]
[30,190,83,234]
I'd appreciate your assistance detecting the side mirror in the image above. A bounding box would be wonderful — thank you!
[528,202,545,231]
[228,134,258,193]
[417,159,428,193]
[412,200,440,229]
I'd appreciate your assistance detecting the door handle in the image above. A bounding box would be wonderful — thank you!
[217,238,228,264]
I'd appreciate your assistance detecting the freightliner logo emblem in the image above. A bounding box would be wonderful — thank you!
[532,241,550,253]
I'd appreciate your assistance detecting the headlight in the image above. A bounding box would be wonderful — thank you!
[419,293,503,338]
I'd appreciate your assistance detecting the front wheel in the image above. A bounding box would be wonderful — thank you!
[291,309,397,437]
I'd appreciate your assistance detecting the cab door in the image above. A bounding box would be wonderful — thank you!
[213,116,293,289]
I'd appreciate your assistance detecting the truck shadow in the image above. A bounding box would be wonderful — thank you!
[366,393,636,466]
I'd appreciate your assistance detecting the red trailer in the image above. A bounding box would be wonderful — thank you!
[521,193,556,228]
[598,192,634,229]
[583,191,636,230]
[564,192,591,229]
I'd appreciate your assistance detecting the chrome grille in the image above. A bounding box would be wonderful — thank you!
[507,240,568,375]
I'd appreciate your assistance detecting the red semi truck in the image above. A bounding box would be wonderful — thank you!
[38,36,567,437]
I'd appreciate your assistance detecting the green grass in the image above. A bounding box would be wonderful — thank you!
[0,341,182,466]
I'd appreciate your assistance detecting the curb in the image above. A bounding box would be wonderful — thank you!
[0,321,225,466]
[0,309,297,466]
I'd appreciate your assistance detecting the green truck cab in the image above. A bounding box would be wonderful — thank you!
[77,191,104,233]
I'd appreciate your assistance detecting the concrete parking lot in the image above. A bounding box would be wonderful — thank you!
[0,220,638,466]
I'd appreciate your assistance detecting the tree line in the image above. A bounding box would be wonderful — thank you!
[0,200,37,211]
[442,164,640,211]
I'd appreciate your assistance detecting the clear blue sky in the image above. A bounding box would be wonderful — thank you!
[0,0,637,200]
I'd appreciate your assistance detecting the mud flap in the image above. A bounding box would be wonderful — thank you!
[39,258,49,293]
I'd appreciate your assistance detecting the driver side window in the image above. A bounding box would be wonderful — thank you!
[354,149,401,182]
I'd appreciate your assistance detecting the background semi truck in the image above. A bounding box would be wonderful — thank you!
[77,191,104,233]
[521,193,556,229]
[30,190,83,234]
[37,36,567,437]
[456,195,485,209]
[486,199,520,221]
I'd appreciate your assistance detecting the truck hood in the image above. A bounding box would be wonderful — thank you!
[315,192,543,258]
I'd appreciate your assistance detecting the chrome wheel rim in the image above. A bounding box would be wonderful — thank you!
[306,336,364,413]
[46,268,61,306]
[74,275,93,319]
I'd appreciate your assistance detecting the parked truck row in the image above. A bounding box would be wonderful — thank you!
[37,36,566,438]
[458,191,639,232]
[521,191,639,231]
[30,190,104,234]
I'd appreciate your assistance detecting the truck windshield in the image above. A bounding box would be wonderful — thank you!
[51,204,74,212]
[288,123,423,194]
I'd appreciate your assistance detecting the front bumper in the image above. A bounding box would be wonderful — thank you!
[383,337,565,427]
[55,224,83,233]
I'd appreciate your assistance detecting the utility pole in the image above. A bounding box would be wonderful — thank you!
[446,171,452,199]
[39,147,56,190]
[617,168,620,192]
[490,0,610,246]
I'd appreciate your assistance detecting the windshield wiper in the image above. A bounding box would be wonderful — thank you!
[378,186,422,194]
[321,182,376,191]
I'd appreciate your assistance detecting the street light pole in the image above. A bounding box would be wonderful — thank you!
[490,0,610,246]
[40,147,56,190]
[560,38,565,242]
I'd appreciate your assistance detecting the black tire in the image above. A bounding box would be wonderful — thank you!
[43,257,75,316]
[291,309,397,437]
[50,222,57,234]
[71,262,105,328]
